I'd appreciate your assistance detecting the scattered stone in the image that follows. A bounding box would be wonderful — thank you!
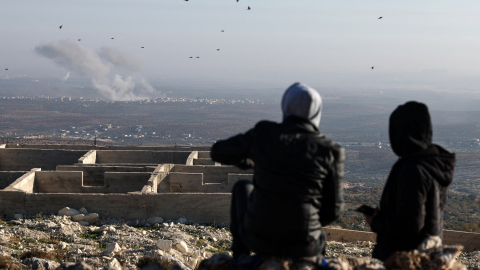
[58,207,80,216]
[100,225,116,232]
[14,213,23,220]
[79,207,89,214]
[178,217,187,224]
[58,241,69,249]
[23,257,60,270]
[72,214,86,222]
[156,239,172,251]
[78,221,90,226]
[108,258,123,269]
[105,242,122,254]
[73,213,99,225]
[10,220,22,225]
[176,241,189,254]
[65,261,93,270]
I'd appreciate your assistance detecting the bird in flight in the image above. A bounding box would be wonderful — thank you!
[378,17,382,19]
[59,25,63,29]
[371,66,374,70]
[4,69,8,70]
[247,6,251,10]
[78,39,81,41]
[111,38,114,39]
[141,47,144,48]
[221,30,224,32]
[217,49,220,51]
[196,57,200,58]
[237,0,239,2]
[189,57,193,58]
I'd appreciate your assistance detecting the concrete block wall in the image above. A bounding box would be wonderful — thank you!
[35,171,83,193]
[104,172,152,193]
[2,193,231,223]
[5,145,211,152]
[57,165,151,186]
[78,150,96,164]
[169,172,253,193]
[197,151,211,159]
[0,172,28,189]
[95,151,192,165]
[0,149,88,171]
[186,151,198,166]
[172,165,253,184]
[3,169,39,193]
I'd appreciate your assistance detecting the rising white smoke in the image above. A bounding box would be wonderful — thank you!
[35,39,158,101]
[62,71,70,81]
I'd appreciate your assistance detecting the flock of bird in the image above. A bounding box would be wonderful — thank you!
[55,4,253,60]
[3,10,382,72]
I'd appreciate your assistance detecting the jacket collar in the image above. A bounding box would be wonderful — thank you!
[282,115,319,134]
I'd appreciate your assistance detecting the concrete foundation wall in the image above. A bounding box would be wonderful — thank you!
[96,151,192,164]
[172,165,253,183]
[104,172,152,193]
[5,145,211,151]
[0,172,28,189]
[5,170,38,193]
[35,171,83,193]
[170,173,245,193]
[78,150,96,164]
[197,151,211,159]
[193,159,216,165]
[57,165,150,186]
[4,193,231,223]
[0,149,88,171]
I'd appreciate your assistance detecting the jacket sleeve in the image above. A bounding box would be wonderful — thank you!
[320,144,345,226]
[370,165,429,236]
[210,128,254,170]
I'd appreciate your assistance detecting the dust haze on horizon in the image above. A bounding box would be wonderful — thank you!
[2,1,480,100]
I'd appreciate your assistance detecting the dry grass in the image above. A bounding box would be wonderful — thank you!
[136,256,172,270]
[0,255,20,270]
[19,248,55,261]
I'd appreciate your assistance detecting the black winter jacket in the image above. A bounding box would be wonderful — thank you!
[371,102,455,261]
[211,116,344,257]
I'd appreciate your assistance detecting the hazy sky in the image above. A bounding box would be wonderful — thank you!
[2,0,480,94]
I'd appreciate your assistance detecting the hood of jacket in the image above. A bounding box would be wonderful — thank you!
[389,101,432,157]
[281,82,322,129]
[404,145,455,187]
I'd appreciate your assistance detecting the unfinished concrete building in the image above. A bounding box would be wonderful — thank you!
[0,144,253,223]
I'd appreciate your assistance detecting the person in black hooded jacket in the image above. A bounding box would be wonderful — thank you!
[367,101,456,261]
[210,82,344,259]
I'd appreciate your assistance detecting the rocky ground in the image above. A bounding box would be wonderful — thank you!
[0,215,478,269]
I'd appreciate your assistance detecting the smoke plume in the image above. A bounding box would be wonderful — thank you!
[62,72,70,81]
[35,39,158,100]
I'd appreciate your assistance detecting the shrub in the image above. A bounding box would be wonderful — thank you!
[0,255,19,270]
[136,256,173,270]
[19,249,56,261]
